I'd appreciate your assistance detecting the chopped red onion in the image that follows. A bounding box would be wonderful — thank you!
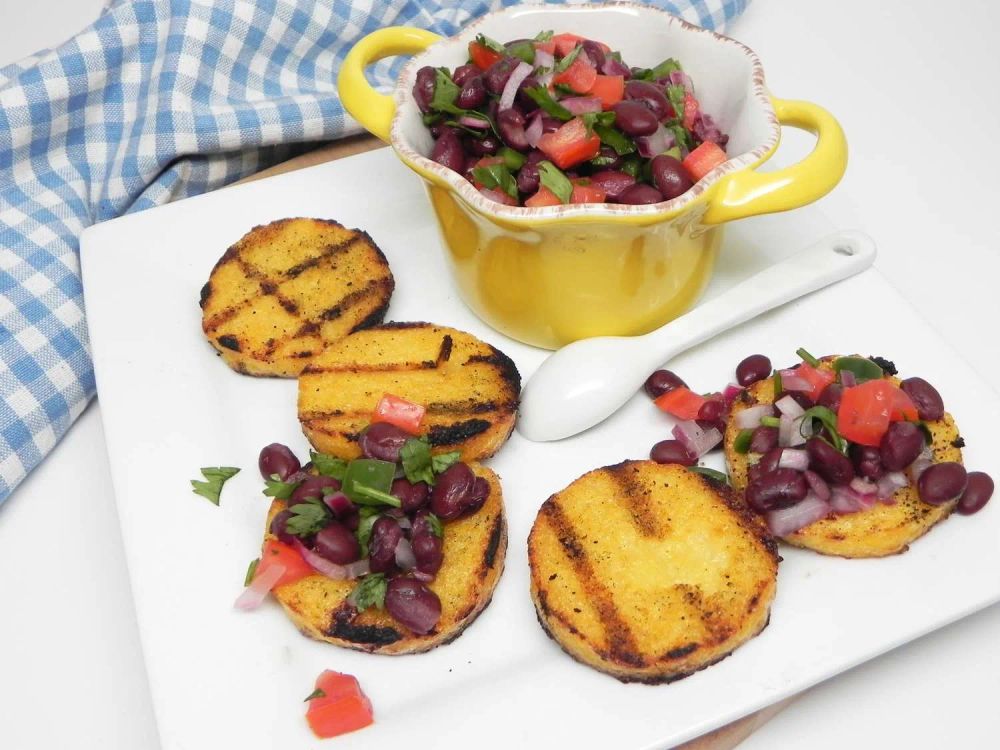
[778,370,812,392]
[723,383,744,407]
[766,493,830,536]
[234,562,285,611]
[600,56,630,77]
[779,413,807,448]
[840,370,857,387]
[775,395,806,418]
[323,491,354,517]
[778,449,809,471]
[458,114,491,130]
[534,49,554,73]
[830,485,865,514]
[908,446,935,483]
[635,124,675,159]
[560,96,602,115]
[876,471,909,502]
[292,538,350,580]
[394,537,416,571]
[499,61,533,112]
[672,419,723,458]
[804,469,831,501]
[525,112,543,148]
[735,404,773,430]
[396,516,412,530]
[344,559,370,578]
[850,476,879,498]
[668,69,693,92]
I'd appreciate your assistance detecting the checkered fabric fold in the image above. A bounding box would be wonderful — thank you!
[0,0,749,504]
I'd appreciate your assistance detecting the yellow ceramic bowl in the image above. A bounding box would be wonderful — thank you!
[339,4,847,349]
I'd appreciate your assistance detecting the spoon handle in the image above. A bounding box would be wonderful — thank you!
[648,230,877,362]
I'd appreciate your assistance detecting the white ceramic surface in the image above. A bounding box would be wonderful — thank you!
[389,2,776,221]
[517,231,876,441]
[80,147,1000,750]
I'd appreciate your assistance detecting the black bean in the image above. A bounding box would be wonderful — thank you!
[385,578,441,634]
[956,472,994,515]
[817,383,844,413]
[879,422,925,472]
[643,369,687,398]
[851,444,885,481]
[467,134,500,156]
[368,517,403,574]
[391,477,430,514]
[650,155,694,200]
[456,75,487,109]
[650,439,696,466]
[412,532,444,576]
[735,354,771,387]
[581,40,606,70]
[612,100,659,136]
[430,463,476,520]
[412,66,437,113]
[452,64,480,86]
[497,108,529,151]
[314,522,361,564]
[589,170,635,201]
[746,468,808,512]
[430,128,465,174]
[258,443,301,481]
[900,377,945,421]
[806,437,855,485]
[618,183,664,205]
[624,80,671,120]
[750,426,779,454]
[483,56,519,95]
[358,422,412,463]
[917,462,967,505]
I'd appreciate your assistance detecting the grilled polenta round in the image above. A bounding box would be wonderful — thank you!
[200,218,394,377]
[528,461,779,684]
[298,323,520,460]
[724,358,962,558]
[266,464,506,654]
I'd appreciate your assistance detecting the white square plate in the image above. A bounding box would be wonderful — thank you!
[81,148,1000,750]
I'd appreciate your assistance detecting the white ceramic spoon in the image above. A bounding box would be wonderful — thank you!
[517,230,877,442]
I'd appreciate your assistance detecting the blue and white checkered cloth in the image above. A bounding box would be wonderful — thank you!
[0,0,748,505]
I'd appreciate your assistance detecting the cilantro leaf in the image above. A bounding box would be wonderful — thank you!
[285,499,330,537]
[651,57,682,80]
[554,44,582,73]
[355,512,381,557]
[522,86,573,121]
[506,39,535,65]
[475,33,505,53]
[799,406,848,454]
[538,161,572,204]
[430,68,462,114]
[688,466,730,485]
[472,163,519,199]
[592,124,634,155]
[244,558,260,586]
[263,473,298,499]
[581,111,616,135]
[534,30,554,42]
[666,84,687,121]
[348,573,388,611]
[667,122,691,151]
[304,688,326,702]
[190,466,240,505]
[426,513,444,539]
[431,452,460,475]
[310,451,348,480]
[352,484,403,508]
[401,438,436,485]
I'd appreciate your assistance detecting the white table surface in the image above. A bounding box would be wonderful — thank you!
[1,1,997,748]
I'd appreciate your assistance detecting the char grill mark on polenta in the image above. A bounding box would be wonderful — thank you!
[606,462,666,538]
[298,324,520,460]
[200,218,394,377]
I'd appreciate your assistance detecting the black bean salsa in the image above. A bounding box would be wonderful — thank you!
[413,31,730,207]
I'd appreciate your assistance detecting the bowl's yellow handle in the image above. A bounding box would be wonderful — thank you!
[703,98,848,224]
[338,27,444,143]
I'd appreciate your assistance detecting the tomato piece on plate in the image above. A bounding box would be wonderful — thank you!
[468,41,503,70]
[552,56,597,94]
[537,117,601,169]
[371,393,425,434]
[552,33,585,57]
[534,39,557,55]
[256,540,313,588]
[525,186,562,207]
[682,92,699,130]
[838,380,895,447]
[682,141,728,182]
[654,386,708,421]
[305,671,374,739]
[589,74,624,109]
[796,362,836,401]
[890,386,919,422]
[570,182,606,204]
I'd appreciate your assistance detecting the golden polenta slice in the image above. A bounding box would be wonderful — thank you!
[529,461,779,684]
[298,323,520,460]
[724,357,962,558]
[266,464,506,654]
[200,218,394,377]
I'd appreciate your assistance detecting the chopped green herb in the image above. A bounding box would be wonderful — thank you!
[661,145,682,160]
[688,466,730,485]
[426,512,444,539]
[400,438,435,486]
[799,405,847,453]
[619,156,641,178]
[651,57,683,80]
[505,39,535,65]
[773,370,783,397]
[310,451,348,480]
[244,558,260,586]
[593,124,636,156]
[472,163,518,199]
[430,69,462,114]
[554,44,582,73]
[833,356,884,384]
[352,484,403,508]
[421,112,442,126]
[760,415,781,428]
[475,33,505,53]
[263,473,298,500]
[666,84,687,122]
[538,161,572,204]
[534,30,554,42]
[349,573,388,611]
[304,688,326,702]
[553,82,577,96]
[589,153,619,168]
[342,459,396,504]
[190,466,240,506]
[915,421,934,446]
[498,146,526,171]
[580,111,616,135]
[285,498,330,537]
[667,122,691,151]
[796,347,821,367]
[431,452,461,475]
[733,429,754,454]
[355,511,380,557]
[523,86,573,120]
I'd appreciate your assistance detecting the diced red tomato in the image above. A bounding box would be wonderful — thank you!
[552,56,597,94]
[524,186,562,207]
[478,187,518,206]
[570,181,606,204]
[682,141,728,182]
[796,362,836,402]
[534,39,556,55]
[589,74,624,109]
[654,386,708,421]
[890,386,919,422]
[838,380,895,447]
[537,117,601,169]
[552,33,585,57]
[256,540,313,588]
[682,92,699,130]
[372,393,425,434]
[305,671,374,739]
[468,41,503,70]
